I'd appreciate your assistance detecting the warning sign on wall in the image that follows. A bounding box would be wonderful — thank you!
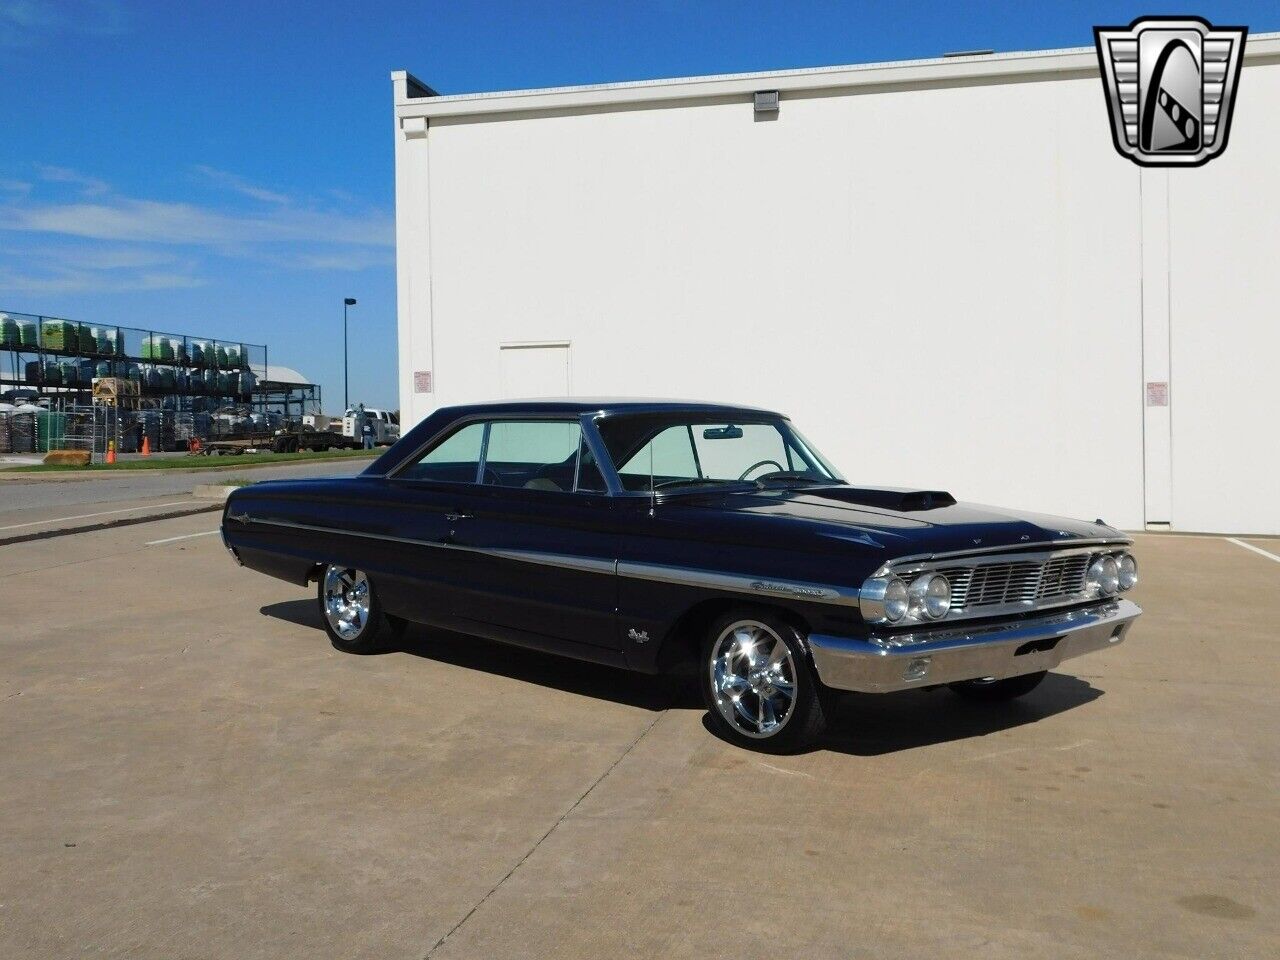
[414,370,433,394]
[1145,381,1169,407]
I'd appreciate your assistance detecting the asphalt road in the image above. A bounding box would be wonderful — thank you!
[1,520,1275,959]
[0,457,371,516]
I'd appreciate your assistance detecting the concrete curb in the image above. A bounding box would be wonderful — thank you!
[193,484,241,501]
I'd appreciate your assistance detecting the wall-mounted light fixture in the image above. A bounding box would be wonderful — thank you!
[753,90,780,116]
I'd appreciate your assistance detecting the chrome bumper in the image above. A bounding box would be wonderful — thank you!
[808,599,1141,694]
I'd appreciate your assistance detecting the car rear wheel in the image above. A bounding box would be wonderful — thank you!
[317,564,404,653]
[701,611,827,754]
[948,670,1047,701]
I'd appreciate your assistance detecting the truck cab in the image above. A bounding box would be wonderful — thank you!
[342,408,400,445]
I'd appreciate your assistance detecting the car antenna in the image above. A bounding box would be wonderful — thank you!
[649,442,656,517]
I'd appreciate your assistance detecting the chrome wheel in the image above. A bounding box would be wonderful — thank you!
[322,566,370,641]
[709,620,798,739]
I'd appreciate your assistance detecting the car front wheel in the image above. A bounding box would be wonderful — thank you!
[317,564,404,653]
[701,611,828,753]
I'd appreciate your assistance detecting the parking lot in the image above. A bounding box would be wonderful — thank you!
[1,512,1275,959]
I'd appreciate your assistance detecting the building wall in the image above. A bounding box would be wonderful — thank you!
[395,55,1280,535]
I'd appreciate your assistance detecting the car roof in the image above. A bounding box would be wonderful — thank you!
[436,398,785,418]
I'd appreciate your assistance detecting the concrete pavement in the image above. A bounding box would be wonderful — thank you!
[0,524,1275,959]
[0,456,373,516]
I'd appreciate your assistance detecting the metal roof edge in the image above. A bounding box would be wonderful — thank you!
[394,32,1280,120]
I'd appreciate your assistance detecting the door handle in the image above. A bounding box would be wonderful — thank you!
[445,512,473,522]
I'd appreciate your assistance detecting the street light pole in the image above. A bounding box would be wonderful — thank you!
[342,297,357,410]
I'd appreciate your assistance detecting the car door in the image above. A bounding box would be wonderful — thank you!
[374,420,488,628]
[444,419,623,662]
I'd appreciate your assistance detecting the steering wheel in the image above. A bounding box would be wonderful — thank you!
[738,459,786,481]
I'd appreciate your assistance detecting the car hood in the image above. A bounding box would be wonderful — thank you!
[679,485,1125,558]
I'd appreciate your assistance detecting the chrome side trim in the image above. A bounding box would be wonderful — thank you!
[238,517,613,575]
[488,547,616,577]
[617,560,861,608]
[230,514,858,607]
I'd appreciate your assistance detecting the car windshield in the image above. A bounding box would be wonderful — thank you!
[595,414,843,494]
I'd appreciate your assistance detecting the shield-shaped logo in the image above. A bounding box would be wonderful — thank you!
[1094,16,1247,167]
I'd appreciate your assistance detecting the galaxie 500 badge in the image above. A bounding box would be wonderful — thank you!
[1094,16,1246,167]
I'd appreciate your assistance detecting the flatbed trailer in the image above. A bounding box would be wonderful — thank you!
[196,435,275,456]
[270,430,361,453]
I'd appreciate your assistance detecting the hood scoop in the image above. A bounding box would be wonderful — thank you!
[807,487,957,512]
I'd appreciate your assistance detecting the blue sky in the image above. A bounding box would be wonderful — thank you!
[3,1,1276,410]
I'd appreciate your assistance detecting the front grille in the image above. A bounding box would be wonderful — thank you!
[936,554,1091,612]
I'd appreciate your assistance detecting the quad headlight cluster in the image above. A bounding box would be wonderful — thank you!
[861,572,952,625]
[861,550,1138,626]
[1088,551,1138,596]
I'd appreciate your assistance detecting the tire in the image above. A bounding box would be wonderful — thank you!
[316,564,405,654]
[948,670,1048,702]
[700,608,828,754]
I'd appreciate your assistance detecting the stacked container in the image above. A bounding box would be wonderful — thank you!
[41,319,76,352]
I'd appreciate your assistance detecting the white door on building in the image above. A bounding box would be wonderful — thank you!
[499,342,571,398]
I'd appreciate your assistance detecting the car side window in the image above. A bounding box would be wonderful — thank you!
[400,422,485,483]
[482,420,585,492]
[617,425,698,490]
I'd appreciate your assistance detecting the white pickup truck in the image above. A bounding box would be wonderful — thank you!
[342,408,400,446]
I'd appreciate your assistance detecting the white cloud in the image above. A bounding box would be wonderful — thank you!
[193,165,291,205]
[36,164,111,196]
[0,195,394,247]
[264,249,395,272]
[0,178,32,194]
[0,0,128,46]
[0,242,202,293]
[0,266,205,293]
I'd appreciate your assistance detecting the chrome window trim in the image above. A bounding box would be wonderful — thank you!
[388,412,617,495]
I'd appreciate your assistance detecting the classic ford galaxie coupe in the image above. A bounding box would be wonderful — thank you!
[222,400,1141,752]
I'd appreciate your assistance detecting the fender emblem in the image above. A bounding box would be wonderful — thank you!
[627,628,650,643]
[750,580,825,599]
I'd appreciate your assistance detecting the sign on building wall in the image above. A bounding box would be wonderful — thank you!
[414,370,433,393]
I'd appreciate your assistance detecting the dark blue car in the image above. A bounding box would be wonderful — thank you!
[222,399,1141,752]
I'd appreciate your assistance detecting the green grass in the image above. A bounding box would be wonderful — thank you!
[1,448,380,474]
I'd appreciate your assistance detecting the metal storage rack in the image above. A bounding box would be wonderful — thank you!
[0,308,268,413]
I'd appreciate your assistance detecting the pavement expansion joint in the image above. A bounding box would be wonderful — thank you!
[423,710,668,958]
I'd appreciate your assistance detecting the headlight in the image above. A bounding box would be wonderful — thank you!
[883,578,909,622]
[1088,556,1120,595]
[1117,554,1138,591]
[909,573,951,620]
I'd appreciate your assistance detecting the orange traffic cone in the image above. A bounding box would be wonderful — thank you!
[141,435,151,457]
[106,440,116,465]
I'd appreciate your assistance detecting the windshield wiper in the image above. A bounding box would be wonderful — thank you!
[652,478,737,491]
[754,472,830,488]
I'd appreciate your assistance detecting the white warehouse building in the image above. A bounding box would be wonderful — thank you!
[392,36,1280,535]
